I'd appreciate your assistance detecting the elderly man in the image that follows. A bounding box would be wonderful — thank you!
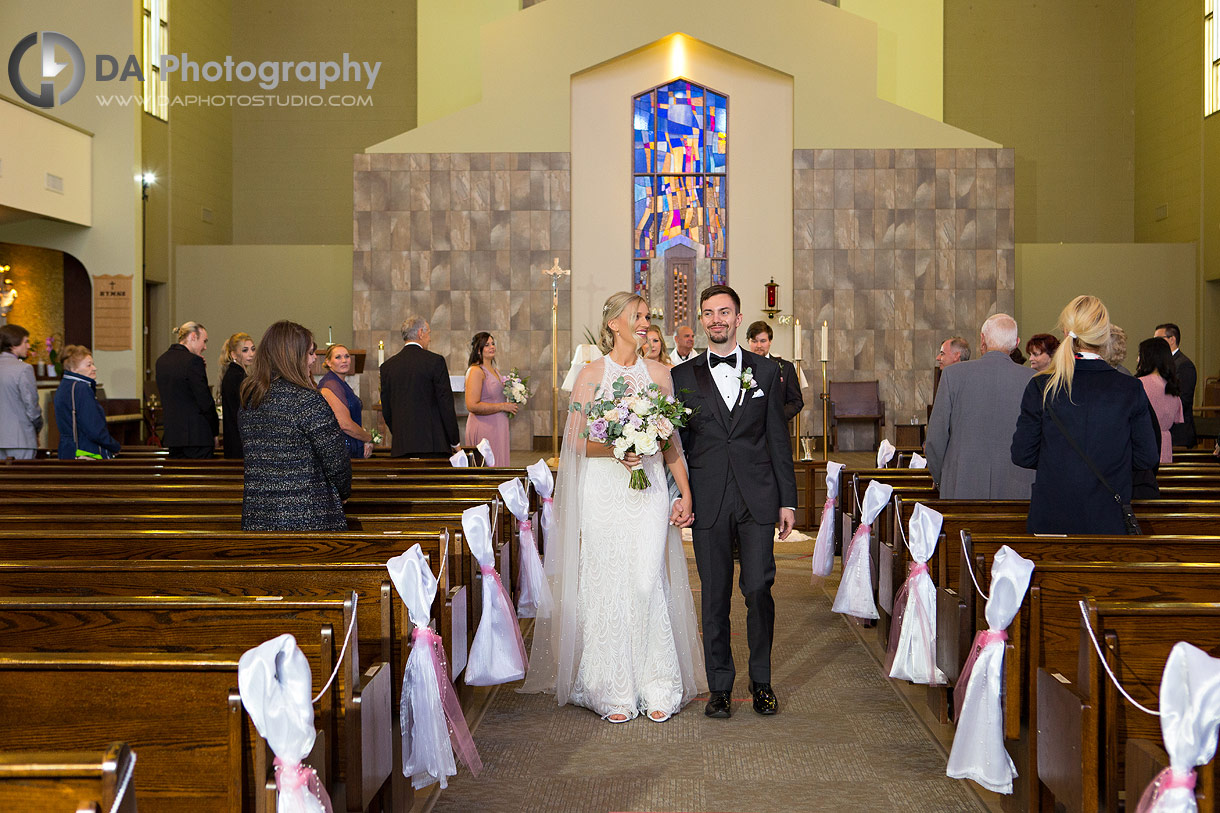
[672,324,697,363]
[1154,323,1197,448]
[924,314,1035,499]
[380,315,460,457]
[155,321,219,459]
[936,336,971,370]
[0,324,42,458]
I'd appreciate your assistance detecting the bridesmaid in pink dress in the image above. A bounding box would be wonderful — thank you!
[463,332,516,465]
[1136,337,1184,464]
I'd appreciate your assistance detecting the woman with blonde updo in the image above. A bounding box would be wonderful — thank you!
[639,324,673,366]
[219,332,255,458]
[1011,295,1157,533]
[522,291,704,724]
[319,344,374,459]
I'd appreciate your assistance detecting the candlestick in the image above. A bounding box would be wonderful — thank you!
[378,340,384,367]
[327,325,333,346]
[793,318,802,360]
[820,321,829,362]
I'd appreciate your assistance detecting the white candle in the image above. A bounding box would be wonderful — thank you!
[378,340,384,367]
[793,319,802,360]
[820,321,829,362]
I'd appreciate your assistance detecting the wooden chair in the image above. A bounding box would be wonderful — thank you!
[828,381,885,452]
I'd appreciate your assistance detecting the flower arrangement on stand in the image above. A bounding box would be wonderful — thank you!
[580,376,692,490]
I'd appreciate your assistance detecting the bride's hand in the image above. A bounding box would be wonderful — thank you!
[618,451,641,471]
[670,495,694,527]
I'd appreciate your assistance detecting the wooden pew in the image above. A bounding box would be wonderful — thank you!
[0,742,137,813]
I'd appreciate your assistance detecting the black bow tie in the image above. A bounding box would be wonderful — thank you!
[710,352,737,369]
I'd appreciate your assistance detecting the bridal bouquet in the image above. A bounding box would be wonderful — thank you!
[503,369,530,418]
[582,376,692,490]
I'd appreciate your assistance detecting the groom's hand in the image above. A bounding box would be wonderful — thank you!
[777,507,796,540]
[670,497,695,528]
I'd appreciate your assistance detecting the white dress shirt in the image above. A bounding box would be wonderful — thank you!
[707,346,743,410]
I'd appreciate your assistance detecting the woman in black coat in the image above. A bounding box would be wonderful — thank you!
[219,332,255,458]
[1011,295,1158,534]
[238,321,351,531]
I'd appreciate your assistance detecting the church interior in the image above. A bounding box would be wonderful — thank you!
[1,0,1219,811]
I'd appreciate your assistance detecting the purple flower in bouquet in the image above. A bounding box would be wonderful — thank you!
[589,417,609,442]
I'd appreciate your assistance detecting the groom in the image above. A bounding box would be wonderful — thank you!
[671,285,797,718]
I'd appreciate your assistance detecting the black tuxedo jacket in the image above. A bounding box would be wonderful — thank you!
[154,343,218,447]
[672,349,798,529]
[1171,350,1197,447]
[773,355,804,421]
[380,344,460,456]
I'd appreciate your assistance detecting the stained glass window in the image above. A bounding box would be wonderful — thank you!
[633,260,650,299]
[632,79,727,282]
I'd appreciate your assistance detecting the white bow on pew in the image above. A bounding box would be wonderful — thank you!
[876,439,897,468]
[946,545,1034,794]
[526,459,555,553]
[449,449,470,467]
[387,545,481,789]
[498,477,553,618]
[909,452,927,469]
[238,634,332,813]
[462,504,528,685]
[886,503,946,685]
[832,480,892,621]
[810,461,844,579]
[1135,642,1220,813]
[475,438,495,467]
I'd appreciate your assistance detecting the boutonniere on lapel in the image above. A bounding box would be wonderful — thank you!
[737,367,757,407]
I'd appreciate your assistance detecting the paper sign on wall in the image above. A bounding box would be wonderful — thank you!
[93,274,133,351]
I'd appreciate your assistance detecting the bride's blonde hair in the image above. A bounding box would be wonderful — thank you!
[598,292,647,354]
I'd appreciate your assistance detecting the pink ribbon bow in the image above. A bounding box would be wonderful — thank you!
[518,519,532,532]
[1136,766,1197,812]
[274,757,333,813]
[847,522,871,559]
[953,629,1008,721]
[884,562,941,683]
[411,627,482,776]
[480,563,528,666]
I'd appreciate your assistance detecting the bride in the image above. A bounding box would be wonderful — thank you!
[521,292,707,722]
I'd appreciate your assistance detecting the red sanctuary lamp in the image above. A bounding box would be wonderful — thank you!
[762,277,780,319]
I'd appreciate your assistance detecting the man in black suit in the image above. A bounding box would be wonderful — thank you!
[379,316,460,457]
[1155,323,1197,448]
[746,320,804,421]
[672,286,797,720]
[154,321,218,459]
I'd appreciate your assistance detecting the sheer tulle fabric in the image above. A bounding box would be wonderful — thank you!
[499,477,553,618]
[946,545,1035,794]
[462,504,528,685]
[238,634,331,813]
[810,461,844,579]
[520,357,706,718]
[1135,642,1220,813]
[387,545,481,789]
[887,503,946,685]
[832,481,892,620]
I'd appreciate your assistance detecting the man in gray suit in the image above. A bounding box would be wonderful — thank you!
[925,314,1035,499]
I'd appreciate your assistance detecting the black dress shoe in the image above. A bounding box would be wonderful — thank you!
[749,681,778,715]
[704,690,732,718]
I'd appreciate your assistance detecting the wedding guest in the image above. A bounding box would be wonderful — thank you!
[746,320,803,421]
[155,322,218,458]
[1104,325,1133,376]
[319,344,373,459]
[53,345,120,460]
[239,321,351,531]
[380,316,460,457]
[1154,322,1197,448]
[1025,333,1059,373]
[0,324,42,459]
[1012,296,1157,534]
[1136,336,1184,464]
[936,336,970,370]
[463,331,513,465]
[672,325,697,363]
[640,324,673,366]
[219,332,255,459]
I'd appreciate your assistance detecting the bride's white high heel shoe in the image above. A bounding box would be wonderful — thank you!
[647,710,671,723]
[605,713,631,724]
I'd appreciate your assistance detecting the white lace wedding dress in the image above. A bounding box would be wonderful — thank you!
[521,356,706,720]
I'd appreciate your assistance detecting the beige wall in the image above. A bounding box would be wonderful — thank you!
[1015,243,1197,369]
[174,244,354,366]
[0,99,92,226]
[572,35,794,357]
[0,0,144,398]
[840,0,943,121]
[230,0,418,245]
[944,0,1135,243]
[417,0,518,126]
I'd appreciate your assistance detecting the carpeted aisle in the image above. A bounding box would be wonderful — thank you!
[424,533,988,813]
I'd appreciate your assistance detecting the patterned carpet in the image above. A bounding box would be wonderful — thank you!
[422,531,990,813]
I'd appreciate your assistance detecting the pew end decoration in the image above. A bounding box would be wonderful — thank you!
[499,477,553,618]
[832,480,893,621]
[886,503,946,685]
[810,460,845,580]
[449,449,470,468]
[527,459,555,553]
[462,503,528,685]
[238,634,333,813]
[387,545,481,790]
[1135,642,1220,813]
[908,452,927,469]
[475,437,495,467]
[876,438,897,468]
[946,545,1034,794]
